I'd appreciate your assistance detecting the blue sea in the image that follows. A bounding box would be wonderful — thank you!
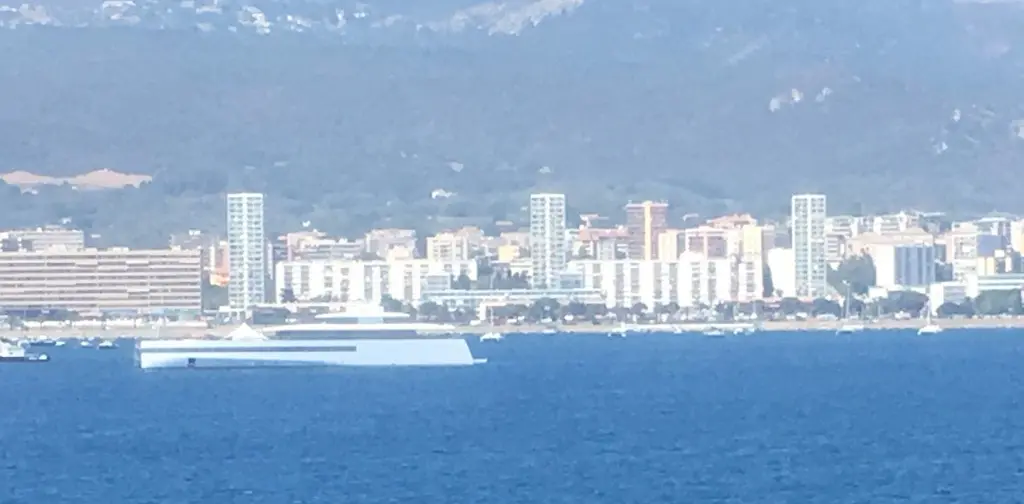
[3,330,1024,503]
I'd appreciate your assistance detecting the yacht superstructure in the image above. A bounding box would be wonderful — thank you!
[137,306,481,369]
[0,340,49,362]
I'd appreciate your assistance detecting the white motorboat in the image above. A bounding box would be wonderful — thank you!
[479,332,504,342]
[27,338,58,348]
[836,324,865,335]
[97,340,117,349]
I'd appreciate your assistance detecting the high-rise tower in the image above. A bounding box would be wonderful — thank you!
[227,192,266,312]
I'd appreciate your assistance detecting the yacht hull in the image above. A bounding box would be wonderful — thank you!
[0,355,48,363]
[137,338,479,369]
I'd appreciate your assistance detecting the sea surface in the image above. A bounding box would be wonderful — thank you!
[3,330,1024,503]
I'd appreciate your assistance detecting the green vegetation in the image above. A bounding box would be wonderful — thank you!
[4,23,1024,246]
[201,275,227,312]
[828,256,877,296]
[970,290,1024,316]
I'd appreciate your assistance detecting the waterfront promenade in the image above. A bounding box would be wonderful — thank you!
[2,316,1024,340]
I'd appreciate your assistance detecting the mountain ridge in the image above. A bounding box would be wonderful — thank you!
[1,0,1024,245]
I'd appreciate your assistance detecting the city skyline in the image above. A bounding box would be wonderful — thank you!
[4,191,1024,316]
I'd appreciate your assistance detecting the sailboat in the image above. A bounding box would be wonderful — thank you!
[836,285,865,335]
[918,298,942,335]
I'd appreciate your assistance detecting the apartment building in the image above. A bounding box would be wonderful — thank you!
[274,259,478,304]
[576,227,629,260]
[569,253,762,309]
[426,232,471,262]
[943,223,1006,281]
[227,192,266,311]
[624,201,669,260]
[530,193,567,289]
[0,248,202,313]
[684,226,730,259]
[791,194,828,298]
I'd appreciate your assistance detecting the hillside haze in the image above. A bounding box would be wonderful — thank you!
[2,0,1023,245]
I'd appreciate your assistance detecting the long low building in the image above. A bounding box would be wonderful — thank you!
[0,248,202,314]
[274,259,478,304]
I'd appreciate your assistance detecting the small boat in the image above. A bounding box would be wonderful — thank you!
[836,285,865,335]
[704,328,726,338]
[0,341,49,363]
[918,300,943,335]
[836,324,865,335]
[97,340,117,349]
[479,332,504,342]
[79,340,92,348]
[54,340,66,347]
[28,338,58,347]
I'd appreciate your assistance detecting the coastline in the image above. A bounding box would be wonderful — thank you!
[2,316,1024,340]
[450,317,1024,334]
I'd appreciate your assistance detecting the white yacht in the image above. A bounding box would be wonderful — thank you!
[136,306,483,369]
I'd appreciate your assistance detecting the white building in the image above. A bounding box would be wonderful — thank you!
[731,255,764,302]
[227,193,266,312]
[1011,220,1024,253]
[870,212,920,235]
[945,225,979,281]
[870,243,936,290]
[569,253,761,309]
[965,273,1024,299]
[928,282,968,311]
[570,259,680,308]
[274,259,478,305]
[529,193,567,289]
[791,194,828,298]
[767,248,796,298]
